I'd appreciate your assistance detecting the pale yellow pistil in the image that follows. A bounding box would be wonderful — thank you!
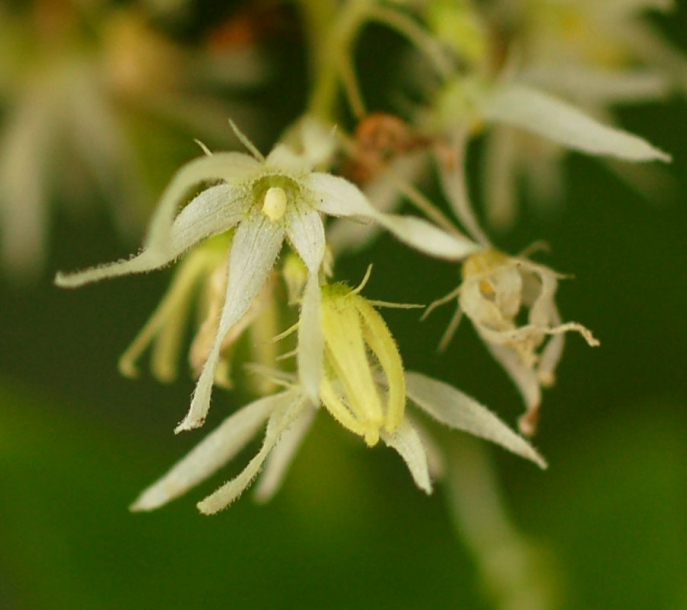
[262,186,288,221]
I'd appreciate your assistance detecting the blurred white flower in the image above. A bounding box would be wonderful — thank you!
[0,1,262,279]
[412,0,675,229]
[480,0,684,226]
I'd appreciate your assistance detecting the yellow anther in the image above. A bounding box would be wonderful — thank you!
[262,186,287,221]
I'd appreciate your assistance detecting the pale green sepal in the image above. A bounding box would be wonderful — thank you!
[484,84,671,163]
[130,391,291,511]
[381,418,433,494]
[405,371,547,469]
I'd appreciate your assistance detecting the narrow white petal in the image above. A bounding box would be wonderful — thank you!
[381,418,433,494]
[308,172,374,218]
[130,391,293,511]
[522,65,669,105]
[0,89,54,277]
[309,172,480,260]
[404,413,445,480]
[253,405,316,502]
[405,371,547,468]
[483,83,671,162]
[284,202,326,273]
[145,152,259,251]
[55,245,172,288]
[297,273,323,402]
[375,214,482,260]
[197,395,306,514]
[327,153,426,255]
[435,136,492,246]
[298,116,337,167]
[482,125,519,229]
[55,185,243,288]
[175,214,284,433]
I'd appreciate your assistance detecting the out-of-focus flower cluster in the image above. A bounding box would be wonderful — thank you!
[40,0,683,605]
[0,0,263,278]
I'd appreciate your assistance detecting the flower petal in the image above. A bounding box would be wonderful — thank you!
[307,172,382,218]
[130,390,292,511]
[377,214,483,260]
[381,418,433,494]
[405,371,547,468]
[327,152,427,255]
[175,214,285,433]
[145,152,260,250]
[197,393,306,514]
[309,172,480,260]
[253,405,317,503]
[284,202,326,274]
[55,184,243,288]
[483,83,671,162]
[297,273,324,402]
[283,202,326,401]
[521,65,669,105]
[0,90,54,278]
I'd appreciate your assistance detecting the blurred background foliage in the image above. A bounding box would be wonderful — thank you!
[1,1,687,609]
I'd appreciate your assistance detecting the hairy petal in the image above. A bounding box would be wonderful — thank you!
[298,273,324,402]
[145,152,259,250]
[130,391,292,511]
[284,202,326,401]
[284,202,325,274]
[405,371,547,468]
[175,214,284,433]
[309,173,480,260]
[197,394,306,514]
[55,184,243,288]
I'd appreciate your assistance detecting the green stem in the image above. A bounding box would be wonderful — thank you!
[296,0,370,123]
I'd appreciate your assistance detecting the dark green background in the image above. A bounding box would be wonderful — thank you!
[1,2,686,609]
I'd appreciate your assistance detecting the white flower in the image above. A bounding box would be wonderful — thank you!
[129,282,545,514]
[116,236,281,393]
[56,119,474,433]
